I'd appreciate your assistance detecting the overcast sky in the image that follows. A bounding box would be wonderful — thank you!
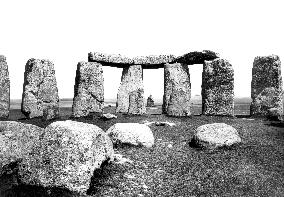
[0,0,283,100]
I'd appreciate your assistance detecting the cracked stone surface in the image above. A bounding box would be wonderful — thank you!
[116,65,146,114]
[202,58,234,116]
[18,120,114,194]
[72,62,104,117]
[250,55,283,117]
[163,63,191,117]
[0,55,10,118]
[21,58,59,119]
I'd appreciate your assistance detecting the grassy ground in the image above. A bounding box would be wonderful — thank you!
[1,105,284,197]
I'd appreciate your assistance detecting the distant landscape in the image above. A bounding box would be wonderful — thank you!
[9,96,252,116]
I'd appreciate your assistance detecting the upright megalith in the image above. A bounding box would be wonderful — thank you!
[21,59,59,119]
[72,62,104,117]
[202,58,234,116]
[116,65,146,114]
[251,55,283,117]
[163,63,191,116]
[0,55,10,118]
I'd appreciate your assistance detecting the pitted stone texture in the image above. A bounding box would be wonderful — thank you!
[128,89,146,115]
[191,123,241,149]
[19,120,114,193]
[146,95,155,107]
[72,62,104,117]
[251,55,283,117]
[202,58,234,116]
[163,63,191,117]
[0,55,10,118]
[0,121,44,176]
[88,50,219,69]
[21,59,59,119]
[106,123,154,148]
[116,65,146,114]
[88,52,176,66]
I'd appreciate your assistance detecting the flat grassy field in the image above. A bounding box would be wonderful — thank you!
[1,102,284,197]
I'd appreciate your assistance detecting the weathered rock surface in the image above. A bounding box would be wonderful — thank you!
[106,123,154,148]
[251,55,283,117]
[163,63,191,116]
[0,55,10,118]
[72,62,104,117]
[116,65,146,114]
[128,89,145,115]
[21,59,59,119]
[191,123,241,148]
[0,121,44,191]
[88,52,176,68]
[146,95,155,107]
[88,50,219,69]
[19,120,114,193]
[202,58,234,116]
[175,50,219,65]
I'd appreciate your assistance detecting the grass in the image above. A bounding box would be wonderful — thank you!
[1,105,284,197]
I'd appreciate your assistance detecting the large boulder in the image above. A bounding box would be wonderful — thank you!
[191,123,241,149]
[72,62,104,117]
[251,55,283,117]
[163,63,191,116]
[0,121,44,189]
[0,55,10,118]
[21,58,59,119]
[106,123,154,148]
[116,65,146,115]
[19,120,114,193]
[202,58,234,116]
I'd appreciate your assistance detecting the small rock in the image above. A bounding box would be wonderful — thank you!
[101,113,117,120]
[167,144,173,148]
[106,123,154,148]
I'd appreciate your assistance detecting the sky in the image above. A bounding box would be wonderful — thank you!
[0,0,283,100]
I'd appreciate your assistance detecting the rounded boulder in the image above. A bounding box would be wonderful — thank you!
[191,123,241,149]
[106,123,154,148]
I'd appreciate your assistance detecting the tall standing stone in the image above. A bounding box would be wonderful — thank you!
[116,65,146,114]
[251,55,283,117]
[202,58,234,116]
[0,55,10,118]
[72,62,104,117]
[21,59,59,119]
[163,63,191,116]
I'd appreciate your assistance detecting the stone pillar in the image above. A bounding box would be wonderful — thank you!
[250,55,283,117]
[202,58,234,116]
[21,59,59,119]
[72,62,104,117]
[0,55,10,118]
[163,63,191,116]
[116,65,146,114]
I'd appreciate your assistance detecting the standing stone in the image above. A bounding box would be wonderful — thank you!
[163,63,191,116]
[251,55,283,117]
[72,62,104,117]
[202,58,234,116]
[0,55,10,118]
[146,95,155,107]
[116,65,146,114]
[21,59,59,119]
